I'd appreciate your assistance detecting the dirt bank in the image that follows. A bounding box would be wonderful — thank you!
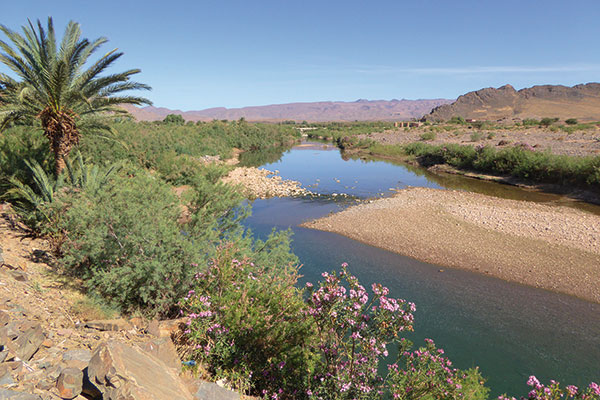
[301,187,600,303]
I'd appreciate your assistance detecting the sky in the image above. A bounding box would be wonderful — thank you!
[2,0,600,110]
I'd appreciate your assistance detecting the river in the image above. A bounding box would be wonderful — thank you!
[240,142,600,397]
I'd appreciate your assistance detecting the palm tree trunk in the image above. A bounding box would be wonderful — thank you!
[40,107,79,176]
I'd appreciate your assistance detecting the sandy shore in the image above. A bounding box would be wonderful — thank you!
[301,187,600,303]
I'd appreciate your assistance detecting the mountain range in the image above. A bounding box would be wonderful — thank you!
[121,99,452,122]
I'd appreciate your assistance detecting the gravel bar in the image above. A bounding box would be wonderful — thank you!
[302,187,600,303]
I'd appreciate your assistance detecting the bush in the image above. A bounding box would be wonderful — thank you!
[163,114,185,124]
[565,118,578,125]
[540,117,559,127]
[523,118,540,127]
[419,131,437,141]
[448,116,466,124]
[179,241,312,396]
[55,168,202,315]
[0,127,54,194]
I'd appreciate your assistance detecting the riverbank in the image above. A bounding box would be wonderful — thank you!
[223,166,311,198]
[301,187,600,303]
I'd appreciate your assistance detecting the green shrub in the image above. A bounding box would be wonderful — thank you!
[522,118,540,127]
[55,168,202,315]
[163,114,185,124]
[565,118,578,125]
[470,132,484,142]
[540,117,559,127]
[448,116,466,124]
[0,127,54,194]
[420,131,437,141]
[180,240,312,396]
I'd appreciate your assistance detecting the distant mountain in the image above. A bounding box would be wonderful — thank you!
[426,83,600,122]
[121,99,453,122]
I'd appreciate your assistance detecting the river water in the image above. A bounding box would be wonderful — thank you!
[240,142,600,397]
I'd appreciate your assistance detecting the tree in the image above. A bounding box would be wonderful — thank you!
[163,114,185,124]
[0,18,151,175]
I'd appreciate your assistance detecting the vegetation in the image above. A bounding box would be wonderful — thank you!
[163,113,186,124]
[400,142,600,186]
[0,18,151,175]
[1,19,598,400]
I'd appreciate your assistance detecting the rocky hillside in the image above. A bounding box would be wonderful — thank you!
[425,83,600,122]
[121,98,452,122]
[0,205,241,400]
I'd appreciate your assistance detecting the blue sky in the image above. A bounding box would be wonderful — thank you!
[2,0,600,110]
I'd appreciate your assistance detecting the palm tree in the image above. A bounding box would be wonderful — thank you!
[0,18,151,175]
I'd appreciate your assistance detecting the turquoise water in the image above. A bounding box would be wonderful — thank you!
[242,143,600,397]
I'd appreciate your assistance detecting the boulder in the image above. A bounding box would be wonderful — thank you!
[139,337,181,371]
[11,323,45,361]
[62,349,92,370]
[87,341,193,400]
[56,368,83,399]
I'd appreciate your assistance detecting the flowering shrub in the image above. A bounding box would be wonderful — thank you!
[499,376,600,400]
[179,242,316,397]
[304,264,415,398]
[388,339,488,400]
[304,264,488,400]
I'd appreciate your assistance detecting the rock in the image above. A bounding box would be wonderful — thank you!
[146,320,160,337]
[0,369,15,386]
[0,350,8,363]
[56,368,83,399]
[7,271,27,282]
[0,388,41,400]
[139,337,180,371]
[87,341,193,400]
[0,389,41,399]
[84,319,131,332]
[0,311,10,326]
[12,323,44,361]
[0,248,4,266]
[62,349,92,364]
[192,381,240,400]
[157,318,186,338]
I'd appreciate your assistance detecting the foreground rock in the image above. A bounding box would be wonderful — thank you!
[223,167,311,198]
[303,187,600,303]
[88,341,193,400]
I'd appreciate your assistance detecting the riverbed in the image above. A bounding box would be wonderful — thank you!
[240,142,600,397]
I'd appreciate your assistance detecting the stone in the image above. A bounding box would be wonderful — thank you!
[56,368,83,400]
[87,341,193,400]
[12,323,44,361]
[84,319,131,332]
[62,349,92,364]
[80,368,101,399]
[0,350,8,363]
[157,318,186,338]
[0,370,14,386]
[7,271,27,282]
[146,319,160,337]
[0,388,41,400]
[0,311,10,326]
[62,349,92,370]
[139,337,181,371]
[192,381,240,400]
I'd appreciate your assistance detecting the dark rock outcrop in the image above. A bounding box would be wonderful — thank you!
[426,82,600,122]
